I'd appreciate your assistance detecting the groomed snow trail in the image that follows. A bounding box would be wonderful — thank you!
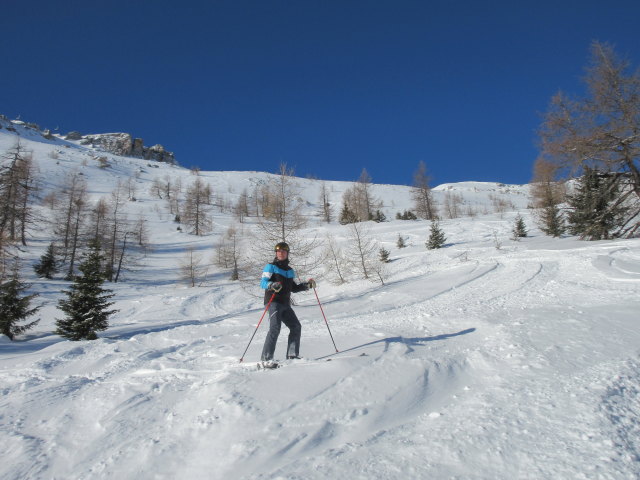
[2,237,639,479]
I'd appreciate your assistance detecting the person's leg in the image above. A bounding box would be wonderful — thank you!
[282,307,301,358]
[261,303,282,361]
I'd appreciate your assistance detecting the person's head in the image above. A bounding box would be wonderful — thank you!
[274,242,289,261]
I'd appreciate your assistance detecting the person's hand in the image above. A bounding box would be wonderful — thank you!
[268,281,282,292]
[307,278,317,289]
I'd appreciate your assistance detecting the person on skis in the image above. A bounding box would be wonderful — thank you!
[260,241,316,368]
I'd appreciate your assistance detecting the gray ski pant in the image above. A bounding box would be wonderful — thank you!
[261,302,301,361]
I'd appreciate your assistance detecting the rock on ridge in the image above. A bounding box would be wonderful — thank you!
[0,114,176,165]
[72,132,176,164]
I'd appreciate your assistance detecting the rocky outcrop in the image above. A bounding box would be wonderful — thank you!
[80,133,133,157]
[67,131,176,164]
[145,144,173,163]
[1,114,177,165]
[132,137,144,157]
[65,131,83,140]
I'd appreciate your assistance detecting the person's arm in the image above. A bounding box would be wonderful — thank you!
[292,277,316,292]
[260,264,274,290]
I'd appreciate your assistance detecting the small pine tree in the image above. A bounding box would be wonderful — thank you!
[396,234,406,248]
[0,262,40,340]
[512,214,528,240]
[373,210,387,223]
[339,204,358,225]
[55,241,118,341]
[379,247,391,263]
[34,242,59,279]
[539,203,565,237]
[426,221,447,249]
[398,210,417,220]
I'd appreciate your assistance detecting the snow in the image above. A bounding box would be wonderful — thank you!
[1,121,640,479]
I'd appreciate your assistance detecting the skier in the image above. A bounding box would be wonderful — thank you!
[260,242,316,369]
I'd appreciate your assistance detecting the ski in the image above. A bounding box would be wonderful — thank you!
[256,361,280,370]
[255,352,369,370]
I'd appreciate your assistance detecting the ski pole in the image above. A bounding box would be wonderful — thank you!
[239,293,276,363]
[313,287,339,353]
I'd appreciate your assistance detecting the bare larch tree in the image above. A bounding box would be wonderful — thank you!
[539,41,640,237]
[412,161,436,220]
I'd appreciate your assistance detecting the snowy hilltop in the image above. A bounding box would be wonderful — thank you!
[1,118,640,479]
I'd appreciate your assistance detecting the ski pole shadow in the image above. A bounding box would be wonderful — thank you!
[316,327,476,360]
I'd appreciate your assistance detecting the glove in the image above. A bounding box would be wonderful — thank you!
[307,278,317,289]
[268,281,282,293]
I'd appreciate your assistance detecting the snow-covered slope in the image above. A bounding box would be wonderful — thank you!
[1,120,639,479]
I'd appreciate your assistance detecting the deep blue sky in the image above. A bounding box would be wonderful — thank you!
[3,1,640,186]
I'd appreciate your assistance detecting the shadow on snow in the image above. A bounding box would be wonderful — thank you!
[316,327,476,360]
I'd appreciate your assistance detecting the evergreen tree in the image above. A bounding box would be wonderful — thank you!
[378,247,391,263]
[531,157,566,238]
[339,203,358,225]
[426,220,447,249]
[55,242,117,340]
[0,262,40,340]
[397,210,417,220]
[539,203,565,237]
[373,210,387,223]
[34,242,59,279]
[396,234,406,249]
[512,214,528,240]
[566,168,627,240]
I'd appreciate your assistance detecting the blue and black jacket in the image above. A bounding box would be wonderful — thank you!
[261,259,309,305]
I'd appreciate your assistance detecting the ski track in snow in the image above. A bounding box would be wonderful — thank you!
[3,240,640,480]
[1,127,640,479]
[9,245,632,478]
